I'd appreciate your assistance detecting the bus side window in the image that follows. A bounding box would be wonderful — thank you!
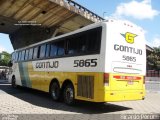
[28,48,33,60]
[45,44,50,58]
[57,40,65,56]
[87,27,102,53]
[33,47,39,59]
[11,52,15,61]
[77,34,87,53]
[40,44,46,58]
[67,38,78,55]
[15,52,19,62]
[50,43,58,57]
[21,50,25,61]
[25,49,29,60]
[18,51,22,61]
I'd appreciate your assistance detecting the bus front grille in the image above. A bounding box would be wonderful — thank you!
[77,75,94,99]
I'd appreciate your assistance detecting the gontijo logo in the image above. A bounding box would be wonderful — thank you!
[121,32,137,44]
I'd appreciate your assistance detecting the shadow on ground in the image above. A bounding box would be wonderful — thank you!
[0,80,132,114]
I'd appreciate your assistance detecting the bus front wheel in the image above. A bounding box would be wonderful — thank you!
[50,82,60,101]
[63,84,75,105]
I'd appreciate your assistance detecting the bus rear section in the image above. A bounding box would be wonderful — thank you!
[102,20,146,102]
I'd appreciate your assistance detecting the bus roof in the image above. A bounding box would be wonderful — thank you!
[15,19,143,52]
[15,22,104,51]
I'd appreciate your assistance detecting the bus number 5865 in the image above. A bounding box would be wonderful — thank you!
[122,55,136,62]
[74,59,97,67]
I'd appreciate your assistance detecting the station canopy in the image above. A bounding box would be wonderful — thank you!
[0,0,104,34]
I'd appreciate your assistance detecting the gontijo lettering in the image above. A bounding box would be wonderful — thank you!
[36,61,59,68]
[114,44,142,55]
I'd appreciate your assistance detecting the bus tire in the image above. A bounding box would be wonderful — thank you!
[63,84,75,105]
[50,82,60,101]
[11,77,17,88]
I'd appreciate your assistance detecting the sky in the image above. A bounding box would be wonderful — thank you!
[0,33,13,53]
[0,0,160,53]
[75,0,160,47]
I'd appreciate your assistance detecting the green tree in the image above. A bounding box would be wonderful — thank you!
[0,51,11,66]
[147,47,160,70]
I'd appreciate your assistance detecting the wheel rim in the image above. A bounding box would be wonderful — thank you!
[51,83,59,100]
[52,87,58,99]
[65,87,74,103]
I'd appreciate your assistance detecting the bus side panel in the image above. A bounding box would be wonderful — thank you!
[44,72,77,92]
[18,62,32,87]
[28,61,45,91]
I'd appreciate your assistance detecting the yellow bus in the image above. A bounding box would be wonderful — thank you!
[9,19,146,105]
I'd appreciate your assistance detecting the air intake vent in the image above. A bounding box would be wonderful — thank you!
[77,75,94,99]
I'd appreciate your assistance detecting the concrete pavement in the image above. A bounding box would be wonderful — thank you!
[0,79,160,120]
